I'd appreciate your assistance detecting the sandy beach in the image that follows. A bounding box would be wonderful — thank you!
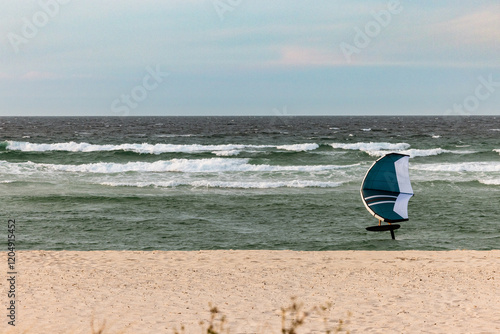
[2,250,499,333]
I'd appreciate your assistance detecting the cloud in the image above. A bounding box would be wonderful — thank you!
[438,6,500,46]
[337,3,500,68]
[0,71,95,82]
[20,71,63,80]
[0,73,12,80]
[273,46,345,67]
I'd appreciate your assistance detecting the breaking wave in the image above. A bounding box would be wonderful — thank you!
[478,179,500,186]
[3,141,323,155]
[3,141,272,154]
[276,143,319,151]
[99,180,343,189]
[412,162,500,172]
[367,148,477,158]
[330,142,476,158]
[0,158,357,174]
[330,142,410,151]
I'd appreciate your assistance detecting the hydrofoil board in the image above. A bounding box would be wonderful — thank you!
[366,224,400,232]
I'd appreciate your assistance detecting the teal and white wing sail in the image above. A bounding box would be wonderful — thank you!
[360,153,413,222]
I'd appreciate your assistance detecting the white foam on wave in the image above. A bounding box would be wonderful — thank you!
[99,180,343,189]
[366,148,476,158]
[0,160,39,174]
[5,141,322,154]
[0,158,357,174]
[478,179,500,186]
[413,162,500,172]
[330,142,476,158]
[6,141,97,152]
[5,141,272,154]
[330,142,410,151]
[276,143,319,151]
[212,150,240,157]
[100,180,182,188]
[51,158,252,173]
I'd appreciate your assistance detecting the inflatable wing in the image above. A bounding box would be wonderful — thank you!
[361,153,413,223]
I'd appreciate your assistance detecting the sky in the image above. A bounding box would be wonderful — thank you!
[0,0,499,116]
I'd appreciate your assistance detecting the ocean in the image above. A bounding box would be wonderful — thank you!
[1,116,499,251]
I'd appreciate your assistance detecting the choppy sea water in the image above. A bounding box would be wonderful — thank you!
[1,116,499,250]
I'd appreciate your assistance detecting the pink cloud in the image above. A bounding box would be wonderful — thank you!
[20,71,63,80]
[433,7,500,47]
[0,73,13,80]
[274,46,345,67]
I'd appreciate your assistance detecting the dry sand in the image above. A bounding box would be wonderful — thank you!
[2,250,499,333]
